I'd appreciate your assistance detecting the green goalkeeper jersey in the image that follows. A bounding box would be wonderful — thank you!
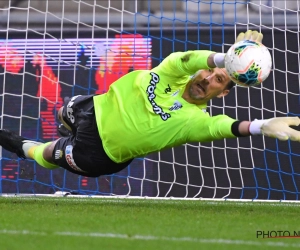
[93,50,237,163]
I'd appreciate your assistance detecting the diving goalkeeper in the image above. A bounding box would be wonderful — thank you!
[1,30,300,177]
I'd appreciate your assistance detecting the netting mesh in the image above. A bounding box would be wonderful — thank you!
[0,0,299,199]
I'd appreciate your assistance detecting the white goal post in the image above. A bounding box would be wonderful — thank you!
[0,0,299,201]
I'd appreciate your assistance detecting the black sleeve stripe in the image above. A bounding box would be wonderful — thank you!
[231,121,247,137]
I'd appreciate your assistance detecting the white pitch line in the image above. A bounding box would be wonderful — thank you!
[0,229,46,236]
[1,229,300,248]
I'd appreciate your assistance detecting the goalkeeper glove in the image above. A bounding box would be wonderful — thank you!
[213,30,263,68]
[235,30,263,43]
[249,117,300,141]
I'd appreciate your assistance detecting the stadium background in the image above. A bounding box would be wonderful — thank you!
[0,1,299,200]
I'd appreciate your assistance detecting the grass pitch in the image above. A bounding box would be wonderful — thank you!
[0,197,300,250]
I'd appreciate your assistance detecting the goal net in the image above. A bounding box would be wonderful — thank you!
[0,0,299,200]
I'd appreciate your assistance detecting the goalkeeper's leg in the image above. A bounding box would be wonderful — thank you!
[0,125,131,177]
[25,140,59,170]
[0,95,133,177]
[0,130,59,170]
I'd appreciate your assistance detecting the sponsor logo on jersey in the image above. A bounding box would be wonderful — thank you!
[65,145,85,172]
[164,84,171,93]
[146,72,171,121]
[55,150,63,160]
[169,101,183,111]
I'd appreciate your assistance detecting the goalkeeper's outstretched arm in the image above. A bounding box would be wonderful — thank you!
[239,117,300,141]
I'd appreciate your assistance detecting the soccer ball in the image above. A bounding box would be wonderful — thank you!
[224,40,272,87]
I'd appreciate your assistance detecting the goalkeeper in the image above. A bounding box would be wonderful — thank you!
[1,30,300,177]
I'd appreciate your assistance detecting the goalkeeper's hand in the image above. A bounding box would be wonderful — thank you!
[249,117,300,141]
[235,30,263,43]
[212,30,263,68]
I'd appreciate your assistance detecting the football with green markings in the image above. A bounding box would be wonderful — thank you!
[225,40,272,87]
